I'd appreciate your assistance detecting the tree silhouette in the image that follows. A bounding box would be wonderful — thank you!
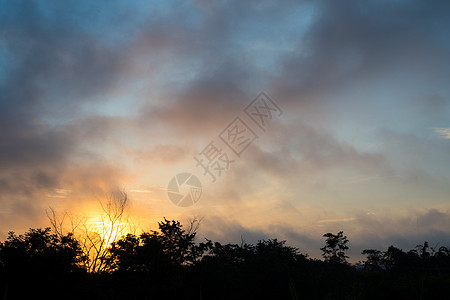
[2,215,450,299]
[154,217,204,265]
[109,217,206,273]
[320,231,349,264]
[0,228,84,299]
[415,241,430,259]
[361,249,384,270]
[47,191,135,273]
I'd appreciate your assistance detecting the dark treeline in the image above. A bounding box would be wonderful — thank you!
[1,218,449,300]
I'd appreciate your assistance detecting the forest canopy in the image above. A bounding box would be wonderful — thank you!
[1,213,449,300]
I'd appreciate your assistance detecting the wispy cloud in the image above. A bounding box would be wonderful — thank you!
[129,189,152,193]
[317,217,356,224]
[343,175,379,184]
[45,189,72,199]
[434,127,450,139]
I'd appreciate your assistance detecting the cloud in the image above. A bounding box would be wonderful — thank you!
[260,208,450,261]
[317,217,356,224]
[225,120,392,196]
[1,0,450,258]
[434,128,450,139]
[0,1,136,226]
[344,208,450,260]
[192,207,450,262]
[197,214,269,245]
[128,144,193,165]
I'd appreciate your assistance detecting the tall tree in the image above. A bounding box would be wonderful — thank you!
[47,190,134,273]
[320,231,349,264]
[0,228,84,299]
[361,249,384,270]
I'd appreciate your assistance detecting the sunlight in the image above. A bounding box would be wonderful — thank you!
[93,221,128,244]
[86,216,144,245]
[88,214,130,246]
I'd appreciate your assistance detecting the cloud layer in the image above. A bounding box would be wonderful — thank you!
[1,0,449,260]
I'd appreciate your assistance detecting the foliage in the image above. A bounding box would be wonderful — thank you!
[47,191,135,273]
[0,228,85,299]
[320,231,349,264]
[1,220,450,299]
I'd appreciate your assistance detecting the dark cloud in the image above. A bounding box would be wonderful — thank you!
[198,215,269,245]
[0,2,129,119]
[0,124,74,169]
[220,120,392,198]
[346,209,450,261]
[248,209,450,261]
[0,0,134,223]
[273,0,450,105]
[1,0,450,252]
[129,144,193,164]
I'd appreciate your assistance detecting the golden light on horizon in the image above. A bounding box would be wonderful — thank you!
[89,217,130,246]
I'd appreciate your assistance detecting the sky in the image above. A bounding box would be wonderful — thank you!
[1,0,450,261]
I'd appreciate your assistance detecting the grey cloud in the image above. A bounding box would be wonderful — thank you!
[268,223,322,253]
[259,209,450,260]
[0,5,129,120]
[0,124,75,170]
[0,1,135,215]
[1,0,450,255]
[128,144,194,165]
[273,0,450,104]
[230,121,391,189]
[344,209,450,260]
[376,128,450,187]
[135,1,315,136]
[198,215,269,245]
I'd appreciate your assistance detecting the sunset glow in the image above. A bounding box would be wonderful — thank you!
[1,0,450,264]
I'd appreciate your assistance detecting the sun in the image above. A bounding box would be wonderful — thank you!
[89,215,130,246]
